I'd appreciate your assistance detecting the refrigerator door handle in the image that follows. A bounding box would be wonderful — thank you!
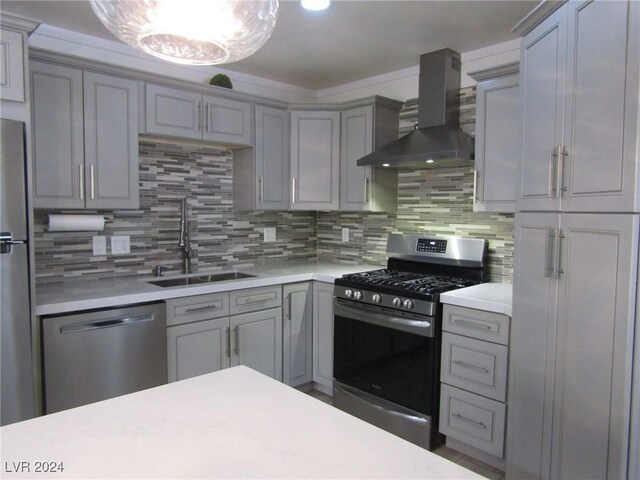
[0,232,27,254]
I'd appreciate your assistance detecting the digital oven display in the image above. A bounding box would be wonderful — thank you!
[416,238,447,254]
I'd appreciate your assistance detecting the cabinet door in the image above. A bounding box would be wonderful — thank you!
[0,29,25,102]
[231,308,283,381]
[340,106,373,211]
[202,95,252,146]
[83,72,139,209]
[255,105,289,210]
[283,283,313,387]
[166,317,230,383]
[31,62,85,209]
[290,111,340,210]
[474,73,519,213]
[551,213,637,480]
[508,212,560,480]
[145,84,202,140]
[518,8,567,212]
[561,1,637,212]
[312,282,334,394]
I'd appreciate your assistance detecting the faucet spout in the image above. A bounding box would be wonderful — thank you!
[178,197,193,274]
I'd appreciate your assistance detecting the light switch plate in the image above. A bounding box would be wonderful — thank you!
[264,227,276,243]
[342,227,349,242]
[111,235,130,255]
[92,236,107,256]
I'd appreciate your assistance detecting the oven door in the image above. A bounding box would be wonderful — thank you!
[332,298,439,416]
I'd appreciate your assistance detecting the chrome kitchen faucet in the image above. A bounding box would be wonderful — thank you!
[178,197,193,274]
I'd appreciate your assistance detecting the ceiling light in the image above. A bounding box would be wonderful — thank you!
[382,163,390,167]
[89,0,279,65]
[426,159,435,164]
[301,0,331,11]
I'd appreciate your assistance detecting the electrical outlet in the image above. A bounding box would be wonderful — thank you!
[264,227,276,243]
[342,227,349,242]
[111,235,130,255]
[92,236,107,256]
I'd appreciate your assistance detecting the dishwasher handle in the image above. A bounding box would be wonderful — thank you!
[59,313,155,334]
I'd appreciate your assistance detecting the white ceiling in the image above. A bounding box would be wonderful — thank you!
[1,0,537,90]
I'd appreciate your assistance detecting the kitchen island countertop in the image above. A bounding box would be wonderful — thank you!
[1,366,481,479]
[35,261,381,316]
[440,282,512,316]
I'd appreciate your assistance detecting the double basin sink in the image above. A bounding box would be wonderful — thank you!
[148,271,255,288]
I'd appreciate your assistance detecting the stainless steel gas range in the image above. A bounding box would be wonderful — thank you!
[332,233,487,451]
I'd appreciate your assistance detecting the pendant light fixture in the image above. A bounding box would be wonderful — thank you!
[89,0,279,65]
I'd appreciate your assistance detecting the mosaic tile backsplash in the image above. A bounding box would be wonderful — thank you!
[33,142,317,284]
[34,87,514,285]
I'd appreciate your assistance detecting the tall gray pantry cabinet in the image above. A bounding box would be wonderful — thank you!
[508,1,640,480]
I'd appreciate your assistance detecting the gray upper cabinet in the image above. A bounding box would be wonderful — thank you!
[233,105,289,211]
[518,0,639,213]
[0,28,25,102]
[339,99,401,212]
[290,110,340,210]
[145,84,252,146]
[470,65,520,213]
[31,61,139,209]
[202,95,251,145]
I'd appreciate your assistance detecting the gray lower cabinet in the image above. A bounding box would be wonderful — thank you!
[145,84,252,146]
[312,281,334,395]
[233,105,290,210]
[508,212,638,480]
[290,110,340,210]
[30,61,139,209]
[518,0,639,212]
[166,286,283,383]
[230,307,283,381]
[439,304,510,464]
[339,99,401,212]
[469,65,519,213]
[283,282,313,387]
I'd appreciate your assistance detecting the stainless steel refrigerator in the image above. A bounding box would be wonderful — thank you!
[1,118,35,425]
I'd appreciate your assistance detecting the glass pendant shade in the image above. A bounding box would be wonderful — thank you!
[89,0,279,65]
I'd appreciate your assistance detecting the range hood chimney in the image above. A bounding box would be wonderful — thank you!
[357,48,474,169]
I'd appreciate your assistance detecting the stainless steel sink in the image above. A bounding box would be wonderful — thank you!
[148,272,255,287]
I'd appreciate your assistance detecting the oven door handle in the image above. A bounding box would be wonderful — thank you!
[334,300,434,337]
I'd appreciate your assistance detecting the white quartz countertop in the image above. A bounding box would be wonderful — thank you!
[35,261,381,316]
[440,283,512,316]
[1,366,481,479]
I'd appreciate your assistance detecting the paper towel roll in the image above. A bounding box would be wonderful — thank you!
[47,215,106,232]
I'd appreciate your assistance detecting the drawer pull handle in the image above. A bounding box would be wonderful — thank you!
[238,293,275,305]
[453,360,489,373]
[452,318,492,331]
[185,302,222,313]
[452,413,487,429]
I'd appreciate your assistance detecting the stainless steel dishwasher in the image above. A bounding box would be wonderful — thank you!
[43,302,167,414]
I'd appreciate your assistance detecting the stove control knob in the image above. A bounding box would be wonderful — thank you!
[344,289,354,299]
[392,297,403,308]
[354,290,364,301]
[372,294,382,304]
[403,299,415,310]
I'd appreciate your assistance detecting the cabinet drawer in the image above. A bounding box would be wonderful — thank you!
[166,292,230,326]
[441,332,508,402]
[230,285,282,315]
[443,304,510,345]
[439,384,506,458]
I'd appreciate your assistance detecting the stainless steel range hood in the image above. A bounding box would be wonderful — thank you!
[357,49,474,169]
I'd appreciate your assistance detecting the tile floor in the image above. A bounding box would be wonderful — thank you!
[305,389,505,480]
